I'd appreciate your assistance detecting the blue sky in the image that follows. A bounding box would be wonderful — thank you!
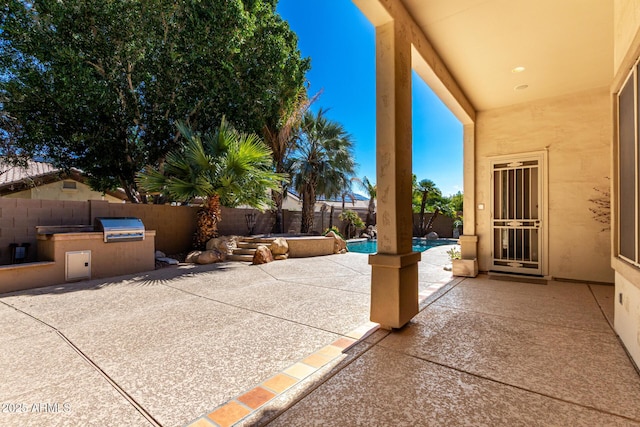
[276,0,463,197]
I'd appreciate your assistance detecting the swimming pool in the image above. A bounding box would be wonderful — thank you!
[347,238,458,254]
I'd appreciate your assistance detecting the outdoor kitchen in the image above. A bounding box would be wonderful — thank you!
[0,217,155,293]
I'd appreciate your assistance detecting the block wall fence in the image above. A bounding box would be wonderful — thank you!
[0,198,455,265]
[0,199,391,265]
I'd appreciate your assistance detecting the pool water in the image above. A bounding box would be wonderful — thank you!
[347,238,458,254]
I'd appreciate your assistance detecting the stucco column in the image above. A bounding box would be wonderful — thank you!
[460,123,478,260]
[368,20,420,329]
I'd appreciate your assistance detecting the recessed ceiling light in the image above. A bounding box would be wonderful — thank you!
[514,84,529,91]
[512,66,526,73]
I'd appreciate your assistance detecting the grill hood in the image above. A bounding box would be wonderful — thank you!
[94,217,145,243]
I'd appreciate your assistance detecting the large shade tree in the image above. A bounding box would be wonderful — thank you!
[136,118,284,248]
[263,89,320,233]
[290,109,356,233]
[0,0,308,202]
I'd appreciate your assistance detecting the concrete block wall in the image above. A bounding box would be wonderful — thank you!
[0,199,90,264]
[412,213,456,238]
[218,207,274,236]
[92,201,198,256]
[1,198,379,265]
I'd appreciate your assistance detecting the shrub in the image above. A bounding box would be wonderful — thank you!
[339,210,365,239]
[446,248,461,260]
[323,226,344,239]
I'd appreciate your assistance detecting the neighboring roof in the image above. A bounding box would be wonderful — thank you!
[287,189,369,203]
[0,160,60,186]
[0,159,128,200]
[286,189,372,210]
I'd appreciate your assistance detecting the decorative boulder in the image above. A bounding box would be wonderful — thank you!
[425,231,439,240]
[196,249,226,264]
[326,231,347,254]
[366,226,377,239]
[185,251,202,263]
[252,245,274,265]
[274,254,289,261]
[206,236,238,255]
[270,238,289,256]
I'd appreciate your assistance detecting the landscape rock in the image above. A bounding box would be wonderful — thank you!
[252,245,273,264]
[274,253,289,261]
[155,250,166,259]
[270,237,289,256]
[185,251,202,263]
[326,231,347,254]
[366,225,377,239]
[360,233,370,239]
[206,236,238,255]
[196,250,226,264]
[426,231,439,240]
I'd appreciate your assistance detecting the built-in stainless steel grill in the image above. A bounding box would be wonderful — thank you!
[94,217,145,243]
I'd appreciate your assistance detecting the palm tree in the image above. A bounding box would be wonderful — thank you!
[360,176,377,227]
[331,175,360,234]
[136,118,285,248]
[290,109,356,233]
[263,89,321,233]
[425,200,454,231]
[414,178,438,236]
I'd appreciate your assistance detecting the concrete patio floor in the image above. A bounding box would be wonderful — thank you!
[0,246,452,427]
[3,244,639,426]
[254,276,640,427]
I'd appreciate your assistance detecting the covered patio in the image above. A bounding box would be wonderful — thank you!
[347,0,640,374]
[244,275,640,426]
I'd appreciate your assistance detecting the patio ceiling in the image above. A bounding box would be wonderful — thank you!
[402,0,613,111]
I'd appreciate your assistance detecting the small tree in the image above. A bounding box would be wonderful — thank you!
[136,118,285,248]
[413,178,439,236]
[360,176,377,227]
[339,210,365,240]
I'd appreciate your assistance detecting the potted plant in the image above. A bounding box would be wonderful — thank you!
[447,247,478,277]
[452,218,463,239]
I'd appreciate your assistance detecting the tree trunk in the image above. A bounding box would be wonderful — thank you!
[425,207,441,231]
[300,186,315,233]
[271,190,284,234]
[419,193,427,235]
[194,194,221,249]
[120,177,140,203]
[366,198,375,226]
[329,205,334,228]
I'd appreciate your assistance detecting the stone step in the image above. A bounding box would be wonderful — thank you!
[239,237,275,244]
[227,254,254,262]
[237,241,261,249]
[233,248,256,255]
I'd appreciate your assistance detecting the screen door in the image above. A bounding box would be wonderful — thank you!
[491,156,543,275]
